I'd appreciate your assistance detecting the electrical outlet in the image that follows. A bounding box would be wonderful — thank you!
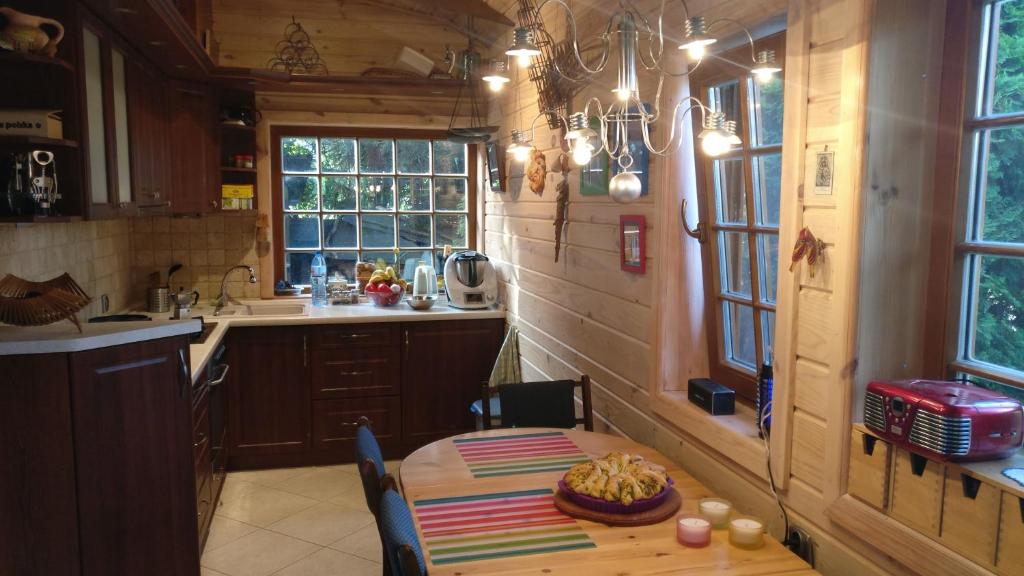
[787,526,814,566]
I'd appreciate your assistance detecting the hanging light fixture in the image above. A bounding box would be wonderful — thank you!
[501,0,782,202]
[506,27,541,68]
[482,60,511,92]
[445,20,500,143]
[507,129,534,162]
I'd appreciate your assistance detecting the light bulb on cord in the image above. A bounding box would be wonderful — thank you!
[751,50,781,84]
[516,54,532,68]
[485,78,506,92]
[700,131,731,157]
[686,43,706,61]
[753,69,775,84]
[571,139,594,165]
[510,144,532,162]
[614,87,632,102]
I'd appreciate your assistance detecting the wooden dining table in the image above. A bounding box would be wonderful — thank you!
[400,427,820,575]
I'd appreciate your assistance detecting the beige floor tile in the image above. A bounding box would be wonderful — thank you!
[204,515,259,552]
[273,466,363,502]
[273,548,380,576]
[227,466,313,487]
[217,481,319,527]
[327,483,370,511]
[328,523,384,563]
[201,568,230,576]
[201,529,318,576]
[267,501,376,546]
[324,462,360,476]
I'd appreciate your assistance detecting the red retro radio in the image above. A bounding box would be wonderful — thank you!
[864,380,1023,461]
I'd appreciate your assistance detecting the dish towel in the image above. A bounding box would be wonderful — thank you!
[488,325,521,388]
[413,488,595,565]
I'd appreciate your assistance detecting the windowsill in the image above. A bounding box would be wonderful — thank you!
[652,389,769,481]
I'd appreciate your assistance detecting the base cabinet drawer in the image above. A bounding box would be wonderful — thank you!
[313,396,401,454]
[848,428,891,510]
[997,492,1024,576]
[311,349,399,398]
[889,448,945,536]
[312,324,399,350]
[940,471,999,567]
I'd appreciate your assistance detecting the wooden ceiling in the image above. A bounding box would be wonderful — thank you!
[211,0,510,77]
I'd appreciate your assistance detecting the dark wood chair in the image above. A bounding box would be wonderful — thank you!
[480,376,594,431]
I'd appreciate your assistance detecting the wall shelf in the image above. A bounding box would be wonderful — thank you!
[0,136,80,148]
[0,215,82,224]
[220,166,256,173]
[0,50,74,71]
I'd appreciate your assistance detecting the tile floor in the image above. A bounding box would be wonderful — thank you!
[201,460,401,576]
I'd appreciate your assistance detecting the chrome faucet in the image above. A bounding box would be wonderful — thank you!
[214,265,257,316]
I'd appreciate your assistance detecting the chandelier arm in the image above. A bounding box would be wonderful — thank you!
[535,0,613,77]
[640,102,704,157]
[707,17,759,63]
[635,0,668,70]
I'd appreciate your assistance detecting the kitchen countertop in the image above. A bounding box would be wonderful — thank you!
[185,299,505,382]
[0,298,506,383]
[0,318,202,355]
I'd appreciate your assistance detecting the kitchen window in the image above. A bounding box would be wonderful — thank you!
[271,127,475,286]
[938,0,1024,402]
[691,33,784,401]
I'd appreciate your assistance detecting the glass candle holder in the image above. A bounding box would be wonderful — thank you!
[728,515,765,549]
[676,514,711,547]
[698,497,732,528]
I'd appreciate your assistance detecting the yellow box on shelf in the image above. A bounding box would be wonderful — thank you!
[222,184,254,199]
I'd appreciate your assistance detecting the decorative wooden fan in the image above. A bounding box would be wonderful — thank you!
[0,273,91,332]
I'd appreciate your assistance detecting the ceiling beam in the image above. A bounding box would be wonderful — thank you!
[345,0,510,46]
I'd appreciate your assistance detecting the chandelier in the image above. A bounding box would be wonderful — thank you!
[486,0,782,202]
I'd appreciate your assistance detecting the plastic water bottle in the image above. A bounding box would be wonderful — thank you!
[310,252,327,307]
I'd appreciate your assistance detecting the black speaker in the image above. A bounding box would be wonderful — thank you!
[687,378,735,415]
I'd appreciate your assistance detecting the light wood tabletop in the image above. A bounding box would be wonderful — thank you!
[400,428,819,575]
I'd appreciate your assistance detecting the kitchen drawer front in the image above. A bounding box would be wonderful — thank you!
[312,324,399,350]
[313,396,401,454]
[889,448,945,536]
[940,471,999,568]
[996,492,1024,576]
[848,428,891,510]
[195,476,213,536]
[312,349,399,399]
[193,401,211,495]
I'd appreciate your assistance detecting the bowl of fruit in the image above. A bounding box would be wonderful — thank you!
[364,266,407,307]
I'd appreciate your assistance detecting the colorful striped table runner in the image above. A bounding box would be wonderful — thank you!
[414,488,595,565]
[454,431,590,478]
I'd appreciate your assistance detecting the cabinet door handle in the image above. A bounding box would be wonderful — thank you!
[303,335,308,367]
[206,364,229,388]
[194,432,207,449]
[340,420,370,427]
[210,200,219,209]
[404,330,409,347]
[340,333,371,339]
[338,370,372,377]
[178,348,189,398]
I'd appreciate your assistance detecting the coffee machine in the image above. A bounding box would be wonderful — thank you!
[0,149,60,216]
[443,251,497,309]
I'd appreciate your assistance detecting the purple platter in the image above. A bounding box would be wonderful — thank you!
[557,477,674,514]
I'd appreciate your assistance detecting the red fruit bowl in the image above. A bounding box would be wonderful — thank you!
[366,288,402,306]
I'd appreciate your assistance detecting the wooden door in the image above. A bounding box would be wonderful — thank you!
[127,59,170,210]
[227,326,311,458]
[401,319,504,448]
[169,82,217,214]
[69,336,199,576]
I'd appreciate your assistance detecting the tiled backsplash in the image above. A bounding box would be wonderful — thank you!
[131,213,261,305]
[0,220,135,319]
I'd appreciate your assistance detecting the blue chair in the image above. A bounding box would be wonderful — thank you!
[354,416,391,572]
[380,487,427,576]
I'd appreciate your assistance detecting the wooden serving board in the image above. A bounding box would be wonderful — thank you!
[553,489,682,526]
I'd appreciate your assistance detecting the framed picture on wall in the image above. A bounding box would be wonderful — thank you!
[486,141,506,192]
[609,104,650,196]
[620,214,646,274]
[580,116,609,196]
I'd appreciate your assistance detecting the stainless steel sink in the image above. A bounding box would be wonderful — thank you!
[207,302,307,317]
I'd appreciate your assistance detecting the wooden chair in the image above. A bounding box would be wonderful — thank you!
[480,376,594,431]
[379,485,428,576]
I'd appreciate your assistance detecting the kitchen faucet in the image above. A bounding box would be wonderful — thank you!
[214,265,257,316]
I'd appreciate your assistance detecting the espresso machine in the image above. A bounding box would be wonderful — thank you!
[1,149,60,217]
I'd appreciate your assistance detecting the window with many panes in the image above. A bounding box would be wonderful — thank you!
[272,128,474,286]
[945,0,1024,402]
[691,34,784,400]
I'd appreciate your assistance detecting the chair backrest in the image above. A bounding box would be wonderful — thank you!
[355,416,386,480]
[379,487,427,576]
[482,375,594,431]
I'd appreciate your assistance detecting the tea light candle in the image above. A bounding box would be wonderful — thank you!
[698,498,732,528]
[728,516,765,549]
[676,514,711,547]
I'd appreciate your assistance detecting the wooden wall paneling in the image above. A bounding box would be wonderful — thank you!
[790,410,828,489]
[806,45,843,100]
[793,357,829,416]
[794,288,834,363]
[805,96,842,144]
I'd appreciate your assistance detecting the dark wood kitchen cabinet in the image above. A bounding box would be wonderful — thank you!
[401,319,504,447]
[126,58,171,212]
[226,326,311,465]
[0,334,202,576]
[169,81,219,214]
[70,337,199,576]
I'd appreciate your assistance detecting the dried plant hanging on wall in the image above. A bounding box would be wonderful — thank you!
[515,0,586,128]
[266,17,328,75]
[553,153,570,262]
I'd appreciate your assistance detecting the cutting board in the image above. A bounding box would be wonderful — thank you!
[553,488,682,526]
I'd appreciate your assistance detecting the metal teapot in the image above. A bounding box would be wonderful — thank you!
[171,287,199,320]
[0,7,64,57]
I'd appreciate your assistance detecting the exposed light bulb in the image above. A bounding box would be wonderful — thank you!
[511,145,532,162]
[614,87,632,102]
[517,53,532,68]
[486,79,505,92]
[701,131,731,157]
[571,140,594,165]
[754,69,774,84]
[687,43,706,61]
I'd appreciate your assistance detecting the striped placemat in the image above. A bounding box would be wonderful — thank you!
[414,488,595,565]
[454,432,590,478]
